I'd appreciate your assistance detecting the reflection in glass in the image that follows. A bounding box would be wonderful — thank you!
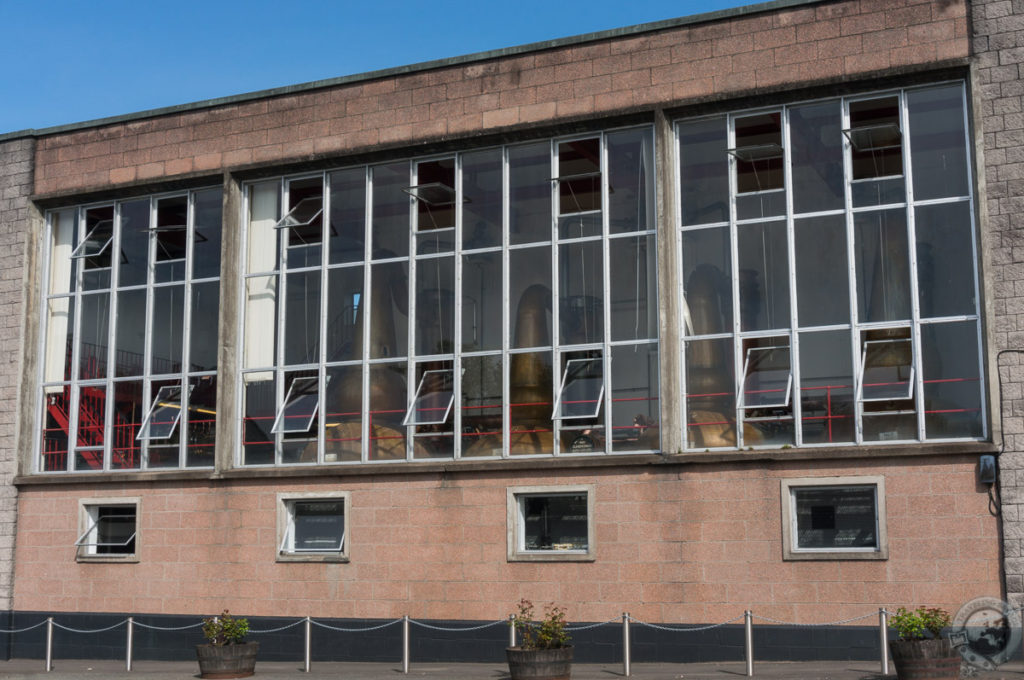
[186,376,217,467]
[519,494,588,551]
[193,189,223,280]
[554,358,603,420]
[151,285,185,374]
[190,282,219,371]
[154,195,189,284]
[909,85,969,201]
[795,215,848,327]
[740,344,792,409]
[461,354,502,457]
[79,293,110,380]
[681,228,732,336]
[284,271,321,366]
[462,148,503,250]
[243,376,276,465]
[510,248,552,350]
[404,368,455,425]
[111,380,143,470]
[610,235,657,341]
[462,252,502,351]
[559,241,603,345]
[509,142,551,245]
[118,200,150,287]
[799,331,854,445]
[685,338,735,448]
[369,261,409,359]
[790,101,843,214]
[915,202,976,319]
[860,337,914,401]
[42,388,71,471]
[855,209,910,323]
[137,384,187,440]
[678,118,729,226]
[607,127,654,233]
[611,344,659,452]
[922,321,983,439]
[323,365,362,463]
[329,168,367,265]
[415,257,455,356]
[74,383,106,471]
[115,289,146,377]
[737,221,789,332]
[509,350,553,455]
[326,266,363,362]
[372,163,410,259]
[793,486,877,549]
[368,362,407,461]
[272,375,321,434]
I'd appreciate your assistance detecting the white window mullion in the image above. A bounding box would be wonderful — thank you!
[361,168,373,463]
[275,182,287,464]
[841,98,864,446]
[549,140,561,455]
[104,205,123,472]
[501,147,511,458]
[453,154,464,459]
[900,90,925,441]
[727,115,743,448]
[600,133,612,454]
[405,160,415,462]
[783,107,802,448]
[318,173,329,465]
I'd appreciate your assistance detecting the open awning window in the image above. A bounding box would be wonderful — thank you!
[739,345,793,409]
[274,196,324,245]
[552,357,604,420]
[271,376,321,434]
[75,506,137,554]
[70,219,114,260]
[137,384,193,440]
[858,337,914,402]
[403,369,456,426]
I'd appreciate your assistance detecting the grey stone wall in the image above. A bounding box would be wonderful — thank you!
[0,137,34,610]
[972,0,1024,605]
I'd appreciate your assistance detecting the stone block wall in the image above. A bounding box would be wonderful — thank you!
[0,137,34,611]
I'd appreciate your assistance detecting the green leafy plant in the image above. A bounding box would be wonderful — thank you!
[202,610,250,646]
[888,607,950,641]
[513,599,571,650]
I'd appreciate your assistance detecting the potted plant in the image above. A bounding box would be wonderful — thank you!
[888,607,961,680]
[196,610,259,679]
[506,599,573,680]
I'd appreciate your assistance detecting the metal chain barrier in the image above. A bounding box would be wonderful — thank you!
[133,620,205,631]
[310,618,403,633]
[248,619,307,634]
[565,616,621,631]
[51,620,127,634]
[629,614,745,632]
[409,619,506,632]
[751,611,878,627]
[0,620,49,634]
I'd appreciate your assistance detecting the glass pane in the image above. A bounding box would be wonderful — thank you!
[461,354,503,457]
[509,142,551,245]
[520,494,587,551]
[509,350,553,455]
[611,344,659,452]
[193,188,223,280]
[145,379,181,468]
[558,138,600,216]
[915,202,976,319]
[608,127,654,234]
[558,212,601,240]
[190,282,219,372]
[329,168,366,265]
[369,261,408,359]
[794,215,849,327]
[113,289,145,378]
[415,257,455,356]
[737,221,789,332]
[242,375,276,465]
[610,234,657,342]
[154,195,188,284]
[118,199,150,288]
[326,266,363,362]
[510,247,552,349]
[273,375,320,434]
[462,251,502,352]
[741,344,791,408]
[49,209,76,296]
[371,163,409,259]
[151,285,185,374]
[462,148,503,250]
[81,206,114,290]
[909,85,969,201]
[851,176,905,208]
[110,380,143,470]
[678,118,729,226]
[734,113,783,193]
[41,387,71,471]
[789,100,843,214]
[681,227,732,336]
[323,365,362,463]
[849,97,902,180]
[186,376,216,467]
[863,413,917,442]
[922,321,983,439]
[559,240,603,345]
[368,362,407,461]
[413,159,456,254]
[45,297,75,384]
[405,368,455,425]
[799,330,855,445]
[861,336,914,401]
[93,507,137,554]
[855,209,910,323]
[293,501,344,551]
[248,181,280,274]
[284,271,321,365]
[794,487,877,549]
[685,338,735,448]
[79,292,110,380]
[243,275,277,370]
[75,383,106,453]
[554,358,603,419]
[283,178,324,269]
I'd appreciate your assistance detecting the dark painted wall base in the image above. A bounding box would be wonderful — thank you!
[2,611,884,664]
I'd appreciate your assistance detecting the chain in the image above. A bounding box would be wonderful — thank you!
[51,620,127,634]
[565,617,621,632]
[410,619,507,632]
[248,619,306,634]
[310,618,404,633]
[133,621,205,631]
[629,614,745,632]
[752,612,878,627]
[0,620,49,634]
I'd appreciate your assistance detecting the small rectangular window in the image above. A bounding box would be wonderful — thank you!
[552,357,603,420]
[403,368,455,426]
[739,344,792,409]
[507,486,595,562]
[76,500,139,561]
[858,336,914,402]
[271,376,321,434]
[781,477,887,560]
[277,493,349,562]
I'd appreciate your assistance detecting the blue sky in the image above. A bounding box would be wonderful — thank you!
[0,0,753,135]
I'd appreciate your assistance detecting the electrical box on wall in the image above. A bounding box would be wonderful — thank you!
[979,455,997,485]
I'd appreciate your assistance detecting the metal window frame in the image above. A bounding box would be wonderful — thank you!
[738,344,793,410]
[552,356,605,420]
[856,337,915,403]
[280,501,346,554]
[402,368,456,426]
[75,502,139,557]
[514,490,591,555]
[136,384,194,440]
[271,375,322,434]
[785,480,883,555]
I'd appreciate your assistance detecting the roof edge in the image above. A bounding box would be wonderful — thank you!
[0,0,822,142]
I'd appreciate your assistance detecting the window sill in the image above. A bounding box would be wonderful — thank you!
[76,555,139,564]
[783,549,888,561]
[276,553,350,564]
[508,552,595,563]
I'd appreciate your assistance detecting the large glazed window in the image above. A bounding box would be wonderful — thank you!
[39,189,222,472]
[241,128,658,465]
[677,83,984,450]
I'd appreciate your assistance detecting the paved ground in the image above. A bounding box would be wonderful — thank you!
[1,659,1023,679]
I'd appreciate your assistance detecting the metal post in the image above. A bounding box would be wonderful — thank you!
[402,615,410,674]
[45,617,53,672]
[744,610,753,678]
[304,616,311,673]
[622,612,631,677]
[508,614,516,649]
[126,617,134,672]
[879,608,889,676]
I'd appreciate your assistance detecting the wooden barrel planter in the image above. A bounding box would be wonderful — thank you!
[506,646,573,680]
[195,641,259,679]
[890,638,961,680]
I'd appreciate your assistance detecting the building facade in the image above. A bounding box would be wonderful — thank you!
[0,0,1018,662]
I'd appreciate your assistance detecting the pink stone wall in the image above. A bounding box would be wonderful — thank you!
[13,456,999,622]
[32,0,968,197]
